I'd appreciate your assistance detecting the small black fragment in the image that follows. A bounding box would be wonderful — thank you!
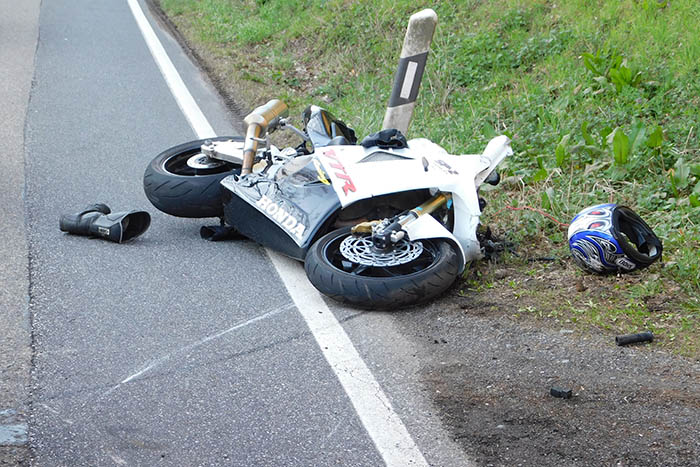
[200,225,245,241]
[550,387,572,399]
[529,256,556,262]
[476,225,517,260]
[616,331,654,346]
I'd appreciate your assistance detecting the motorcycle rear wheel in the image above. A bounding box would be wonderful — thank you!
[304,227,460,309]
[143,137,242,218]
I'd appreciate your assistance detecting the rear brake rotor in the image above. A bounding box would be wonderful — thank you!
[186,153,227,170]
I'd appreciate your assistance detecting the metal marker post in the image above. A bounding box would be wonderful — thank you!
[382,9,437,135]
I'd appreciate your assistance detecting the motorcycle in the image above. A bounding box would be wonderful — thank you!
[143,99,512,309]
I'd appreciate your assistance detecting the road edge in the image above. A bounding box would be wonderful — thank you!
[0,0,41,465]
[145,0,248,131]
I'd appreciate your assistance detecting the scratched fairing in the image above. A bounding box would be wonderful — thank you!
[220,162,340,259]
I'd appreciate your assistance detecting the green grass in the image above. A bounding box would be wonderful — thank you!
[158,0,699,356]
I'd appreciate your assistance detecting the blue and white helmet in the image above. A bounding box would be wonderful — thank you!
[568,204,662,274]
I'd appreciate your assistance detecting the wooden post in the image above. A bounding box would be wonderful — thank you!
[382,9,437,135]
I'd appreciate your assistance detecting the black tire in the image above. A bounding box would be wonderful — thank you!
[143,137,243,218]
[304,227,460,309]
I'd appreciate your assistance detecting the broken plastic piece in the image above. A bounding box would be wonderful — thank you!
[615,331,654,346]
[550,387,572,399]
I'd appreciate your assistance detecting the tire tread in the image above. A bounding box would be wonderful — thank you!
[304,227,459,310]
[143,136,242,218]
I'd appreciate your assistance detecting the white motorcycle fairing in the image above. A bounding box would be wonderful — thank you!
[317,135,512,270]
[144,93,514,309]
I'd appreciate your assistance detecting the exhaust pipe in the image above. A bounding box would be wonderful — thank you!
[240,99,289,175]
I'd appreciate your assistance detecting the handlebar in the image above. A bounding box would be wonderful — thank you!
[241,99,289,175]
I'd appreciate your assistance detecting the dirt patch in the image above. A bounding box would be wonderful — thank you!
[385,239,698,466]
[397,288,699,466]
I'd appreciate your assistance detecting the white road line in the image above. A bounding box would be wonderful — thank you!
[127,1,429,466]
[268,253,428,466]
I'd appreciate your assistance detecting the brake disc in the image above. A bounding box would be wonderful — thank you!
[186,153,228,170]
[340,235,423,267]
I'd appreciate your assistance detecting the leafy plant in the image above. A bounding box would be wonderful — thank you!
[640,0,669,11]
[609,64,643,93]
[532,155,548,183]
[565,120,658,175]
[582,49,642,94]
[646,125,664,163]
[612,128,630,166]
[555,133,571,167]
[669,157,700,206]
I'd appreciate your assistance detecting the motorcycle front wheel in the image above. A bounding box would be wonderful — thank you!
[304,227,460,309]
[143,137,242,218]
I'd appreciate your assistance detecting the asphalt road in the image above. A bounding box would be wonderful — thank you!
[24,1,384,465]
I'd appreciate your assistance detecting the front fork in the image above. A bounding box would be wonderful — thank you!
[351,192,451,250]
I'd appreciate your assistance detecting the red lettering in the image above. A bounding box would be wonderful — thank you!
[323,149,356,196]
[335,173,356,195]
